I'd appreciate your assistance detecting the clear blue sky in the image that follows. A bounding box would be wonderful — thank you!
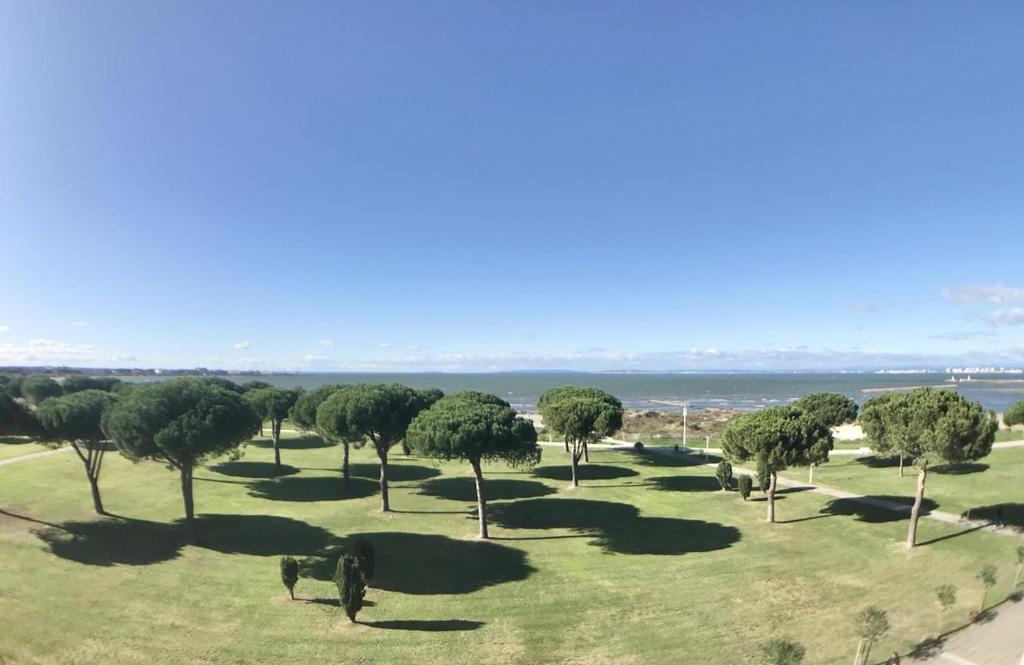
[1,2,1022,371]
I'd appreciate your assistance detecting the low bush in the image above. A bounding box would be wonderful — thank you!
[715,460,733,490]
[335,553,366,622]
[280,556,299,600]
[737,475,752,500]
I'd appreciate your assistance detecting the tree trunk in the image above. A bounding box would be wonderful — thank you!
[899,453,904,477]
[88,475,104,514]
[471,459,488,539]
[341,440,350,481]
[378,448,390,512]
[74,444,105,514]
[808,463,815,485]
[289,587,294,600]
[853,638,863,665]
[564,438,569,453]
[570,447,580,488]
[180,465,195,539]
[259,422,264,437]
[979,588,988,614]
[905,465,928,550]
[583,441,589,463]
[861,639,873,665]
[272,419,282,469]
[766,471,777,523]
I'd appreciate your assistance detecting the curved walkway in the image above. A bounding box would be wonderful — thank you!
[565,441,1024,663]
[0,446,71,467]
[578,440,1024,539]
[910,598,1024,664]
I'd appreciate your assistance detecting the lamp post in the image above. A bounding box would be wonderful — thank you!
[682,401,688,451]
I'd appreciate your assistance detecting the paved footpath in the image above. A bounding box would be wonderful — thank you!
[648,439,1024,458]
[577,440,1024,539]
[594,441,1024,664]
[0,446,72,467]
[911,598,1024,665]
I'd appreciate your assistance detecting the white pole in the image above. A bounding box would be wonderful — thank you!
[682,402,688,450]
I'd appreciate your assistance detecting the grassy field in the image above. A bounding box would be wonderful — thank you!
[995,429,1024,443]
[805,447,1024,527]
[1,432,1021,664]
[0,436,49,461]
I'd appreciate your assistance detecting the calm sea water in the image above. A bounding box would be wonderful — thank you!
[128,373,1024,413]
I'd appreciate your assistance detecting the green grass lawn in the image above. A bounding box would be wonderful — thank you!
[995,429,1024,443]
[804,447,1024,527]
[0,436,50,461]
[1,432,1020,664]
[619,435,867,451]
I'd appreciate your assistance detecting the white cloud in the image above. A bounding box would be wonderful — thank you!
[0,325,7,333]
[929,331,998,341]
[0,339,100,364]
[989,308,1024,326]
[321,345,1024,373]
[318,339,334,348]
[232,340,252,350]
[848,301,878,313]
[942,283,1024,304]
[375,342,428,353]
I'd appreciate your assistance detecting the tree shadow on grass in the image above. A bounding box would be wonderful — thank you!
[909,636,945,659]
[646,475,721,492]
[208,461,299,478]
[933,462,989,475]
[854,456,903,469]
[193,475,253,486]
[488,498,740,556]
[962,503,1024,528]
[364,619,484,631]
[915,523,988,547]
[250,436,335,450]
[37,517,184,566]
[300,532,534,594]
[248,476,378,502]
[632,451,720,468]
[820,496,938,523]
[191,514,336,556]
[418,477,556,502]
[1,508,65,530]
[532,465,638,482]
[38,514,338,565]
[348,462,441,482]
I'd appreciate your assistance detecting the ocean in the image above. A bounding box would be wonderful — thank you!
[128,372,1024,414]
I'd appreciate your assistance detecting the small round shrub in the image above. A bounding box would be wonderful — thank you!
[737,475,752,500]
[715,460,733,490]
[280,556,299,600]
